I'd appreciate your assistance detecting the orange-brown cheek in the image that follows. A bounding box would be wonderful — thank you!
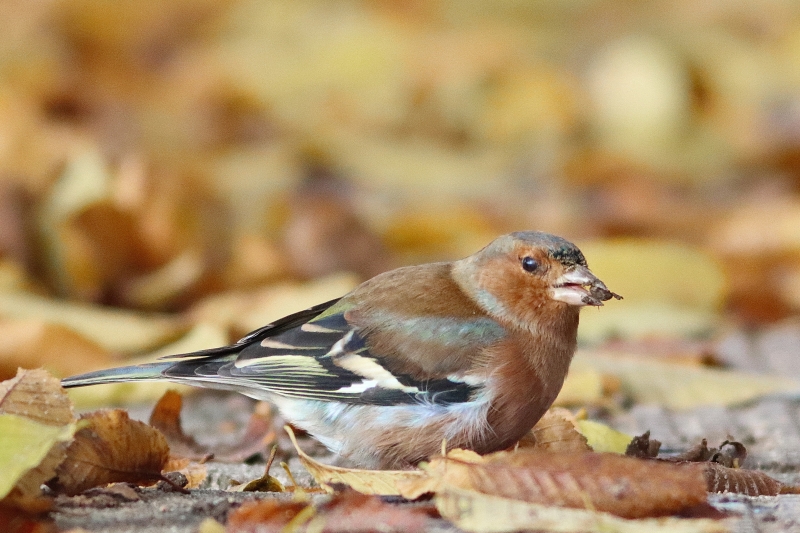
[479,259,554,324]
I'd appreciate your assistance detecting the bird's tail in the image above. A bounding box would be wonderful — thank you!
[61,362,172,388]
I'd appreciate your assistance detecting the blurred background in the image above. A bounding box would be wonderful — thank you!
[2,0,800,388]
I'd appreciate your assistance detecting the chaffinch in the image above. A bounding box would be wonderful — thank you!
[63,231,620,469]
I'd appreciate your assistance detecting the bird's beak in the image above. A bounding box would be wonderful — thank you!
[549,265,622,307]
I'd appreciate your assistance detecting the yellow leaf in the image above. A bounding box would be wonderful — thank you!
[575,420,632,454]
[0,368,77,498]
[284,426,425,496]
[0,414,76,500]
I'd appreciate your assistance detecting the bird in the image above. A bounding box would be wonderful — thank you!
[62,231,621,469]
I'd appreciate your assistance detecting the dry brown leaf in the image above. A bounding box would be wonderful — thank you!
[423,450,708,519]
[0,368,73,427]
[149,390,275,463]
[702,462,795,496]
[436,484,729,533]
[52,409,169,495]
[0,368,75,498]
[227,489,432,533]
[525,408,591,453]
[148,390,209,460]
[626,437,797,497]
[285,425,425,495]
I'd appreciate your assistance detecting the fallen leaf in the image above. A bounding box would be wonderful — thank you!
[0,414,76,500]
[285,425,425,495]
[312,489,432,533]
[149,390,275,463]
[227,489,432,533]
[0,368,74,427]
[576,419,633,453]
[226,499,314,533]
[422,450,709,519]
[571,350,800,408]
[0,369,76,499]
[148,390,208,460]
[436,484,728,533]
[525,408,591,453]
[52,409,169,495]
[702,462,797,496]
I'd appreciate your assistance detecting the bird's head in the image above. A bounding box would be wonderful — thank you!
[453,231,621,329]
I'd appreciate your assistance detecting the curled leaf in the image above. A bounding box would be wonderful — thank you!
[52,409,169,495]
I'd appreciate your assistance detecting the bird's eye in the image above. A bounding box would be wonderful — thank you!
[521,256,539,272]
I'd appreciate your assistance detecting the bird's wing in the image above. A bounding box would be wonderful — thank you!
[163,294,505,406]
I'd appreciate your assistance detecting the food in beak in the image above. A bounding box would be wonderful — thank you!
[550,265,623,307]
